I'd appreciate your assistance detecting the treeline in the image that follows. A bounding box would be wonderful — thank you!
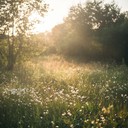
[50,0,128,64]
[1,0,128,71]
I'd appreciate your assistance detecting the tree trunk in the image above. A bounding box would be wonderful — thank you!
[7,15,16,71]
[7,43,15,71]
[6,33,16,71]
[124,43,128,66]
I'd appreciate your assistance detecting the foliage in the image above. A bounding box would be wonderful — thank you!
[51,0,128,64]
[0,0,48,70]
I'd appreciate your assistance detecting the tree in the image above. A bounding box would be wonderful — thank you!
[58,1,106,58]
[0,0,48,70]
[96,6,128,64]
[61,0,128,63]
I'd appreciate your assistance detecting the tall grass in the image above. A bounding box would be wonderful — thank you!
[0,55,128,128]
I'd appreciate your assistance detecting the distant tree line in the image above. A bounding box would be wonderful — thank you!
[51,0,128,65]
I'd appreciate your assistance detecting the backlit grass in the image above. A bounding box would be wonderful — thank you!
[0,55,128,128]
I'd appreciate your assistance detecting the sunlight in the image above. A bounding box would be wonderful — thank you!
[29,4,68,33]
[29,0,128,34]
[29,11,64,33]
[28,0,74,33]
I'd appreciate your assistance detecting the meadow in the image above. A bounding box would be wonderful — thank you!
[0,55,128,128]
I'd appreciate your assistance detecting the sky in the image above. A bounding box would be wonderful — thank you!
[105,0,128,11]
[32,0,128,33]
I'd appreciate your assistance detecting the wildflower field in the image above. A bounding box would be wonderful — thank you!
[0,55,128,128]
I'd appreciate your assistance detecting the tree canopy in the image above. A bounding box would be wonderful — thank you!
[51,0,128,64]
[0,0,47,35]
[0,0,48,70]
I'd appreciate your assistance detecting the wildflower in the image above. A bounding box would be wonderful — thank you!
[51,121,54,125]
[79,109,82,112]
[70,124,74,128]
[91,120,95,124]
[86,102,89,106]
[84,119,89,123]
[67,110,72,116]
[62,112,66,116]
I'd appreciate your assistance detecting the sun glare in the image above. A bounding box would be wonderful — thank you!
[29,12,64,33]
[29,0,128,34]
[29,0,75,34]
[28,0,105,33]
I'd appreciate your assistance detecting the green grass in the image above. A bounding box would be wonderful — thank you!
[0,55,128,128]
